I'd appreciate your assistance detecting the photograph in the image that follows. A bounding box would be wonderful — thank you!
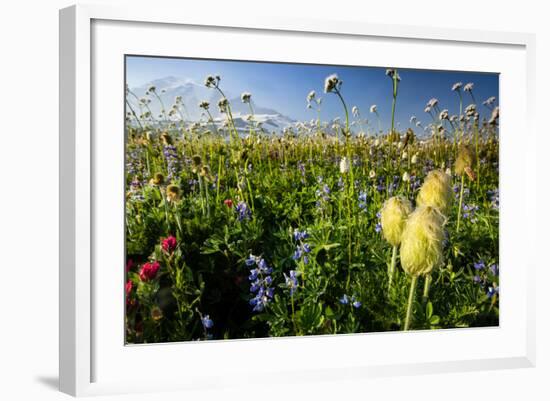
[124,55,500,344]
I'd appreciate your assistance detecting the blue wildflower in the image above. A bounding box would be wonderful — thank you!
[488,188,499,210]
[247,254,274,312]
[293,229,309,241]
[201,314,213,329]
[358,191,368,210]
[235,201,252,221]
[340,294,361,309]
[292,229,312,265]
[489,264,499,276]
[284,270,298,295]
[245,254,257,266]
[163,144,180,181]
[474,261,485,270]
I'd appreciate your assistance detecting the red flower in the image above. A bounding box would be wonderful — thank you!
[126,259,134,272]
[161,235,177,253]
[224,199,234,208]
[125,280,133,296]
[139,261,160,281]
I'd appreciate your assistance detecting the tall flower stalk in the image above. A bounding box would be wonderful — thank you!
[386,69,400,136]
[325,74,355,284]
[380,196,412,292]
[205,75,238,141]
[400,206,445,330]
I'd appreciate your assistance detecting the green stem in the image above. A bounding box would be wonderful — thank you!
[423,274,432,302]
[456,174,465,232]
[404,276,418,331]
[291,294,297,334]
[388,245,398,292]
[390,75,398,135]
[335,91,349,135]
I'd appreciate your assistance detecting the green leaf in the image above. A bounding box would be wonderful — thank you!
[426,301,433,318]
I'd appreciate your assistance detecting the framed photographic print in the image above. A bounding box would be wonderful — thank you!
[59,4,536,396]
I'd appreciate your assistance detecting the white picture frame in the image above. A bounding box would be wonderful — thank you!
[59,4,536,397]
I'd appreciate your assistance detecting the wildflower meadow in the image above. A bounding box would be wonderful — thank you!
[124,58,499,343]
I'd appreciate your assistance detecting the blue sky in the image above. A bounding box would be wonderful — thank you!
[126,56,499,131]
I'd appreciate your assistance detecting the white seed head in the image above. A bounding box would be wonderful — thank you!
[489,106,500,125]
[339,157,350,174]
[324,74,340,93]
[218,97,229,113]
[427,98,439,108]
[465,104,477,117]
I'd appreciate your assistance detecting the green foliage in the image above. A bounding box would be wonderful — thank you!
[124,105,499,343]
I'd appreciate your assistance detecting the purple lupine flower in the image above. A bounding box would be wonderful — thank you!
[247,254,274,312]
[292,229,312,265]
[474,261,486,270]
[163,144,180,181]
[284,270,298,295]
[201,314,214,329]
[488,188,499,210]
[235,201,252,221]
[293,229,309,241]
[489,264,499,276]
[358,191,368,210]
[340,294,361,308]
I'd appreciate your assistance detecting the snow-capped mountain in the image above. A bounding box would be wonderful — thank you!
[128,76,296,131]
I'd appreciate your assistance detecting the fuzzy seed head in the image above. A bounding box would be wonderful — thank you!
[166,185,181,202]
[324,74,340,93]
[400,206,445,277]
[380,196,413,247]
[150,172,164,186]
[416,169,453,214]
[454,145,476,176]
[192,155,202,167]
[339,157,350,174]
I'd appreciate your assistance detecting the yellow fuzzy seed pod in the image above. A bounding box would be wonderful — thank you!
[454,145,476,180]
[454,145,475,174]
[166,184,181,202]
[149,172,164,186]
[416,169,453,214]
[400,206,446,277]
[192,155,202,166]
[160,132,173,145]
[380,196,413,247]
